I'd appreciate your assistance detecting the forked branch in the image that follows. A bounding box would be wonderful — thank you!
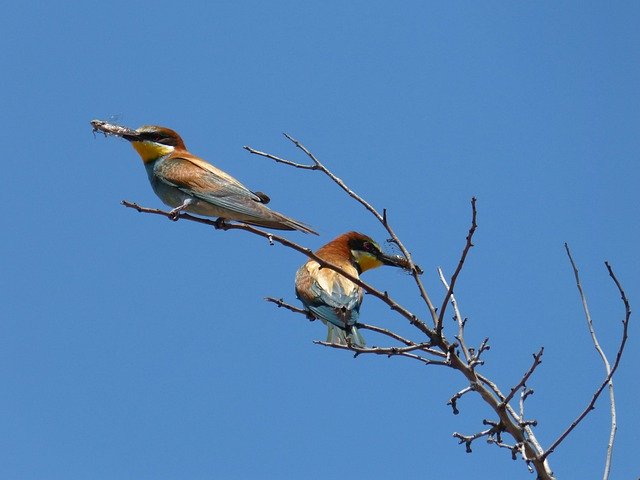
[118,134,631,480]
[541,255,630,466]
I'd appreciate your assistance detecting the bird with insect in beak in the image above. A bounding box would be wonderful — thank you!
[295,231,416,347]
[91,120,317,234]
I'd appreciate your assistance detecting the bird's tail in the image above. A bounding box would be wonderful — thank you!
[250,212,318,235]
[246,203,318,235]
[326,324,366,348]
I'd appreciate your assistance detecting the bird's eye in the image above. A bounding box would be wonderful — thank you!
[363,241,374,252]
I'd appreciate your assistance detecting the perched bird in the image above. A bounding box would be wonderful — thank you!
[91,120,317,234]
[295,231,412,346]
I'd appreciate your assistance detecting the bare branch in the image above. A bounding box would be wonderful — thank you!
[438,267,470,362]
[453,419,504,454]
[477,373,546,461]
[245,136,438,326]
[499,348,544,410]
[264,297,446,358]
[239,149,547,475]
[519,387,535,427]
[243,146,318,170]
[564,244,616,479]
[468,337,490,370]
[314,340,449,366]
[453,427,494,453]
[265,297,313,318]
[542,261,631,462]
[121,200,436,339]
[448,385,475,415]
[436,197,478,336]
[117,132,633,480]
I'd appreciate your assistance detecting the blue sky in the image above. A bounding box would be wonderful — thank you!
[2,2,638,479]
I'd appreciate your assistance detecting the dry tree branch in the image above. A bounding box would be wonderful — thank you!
[453,426,497,453]
[122,179,549,476]
[448,385,475,415]
[438,267,471,363]
[264,297,447,360]
[499,348,544,409]
[244,139,555,480]
[436,197,477,336]
[313,340,450,366]
[120,135,632,480]
[245,136,438,329]
[121,200,436,346]
[541,259,631,463]
[564,243,616,480]
[121,200,433,339]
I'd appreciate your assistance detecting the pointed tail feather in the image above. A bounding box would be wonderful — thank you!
[326,324,365,348]
[348,325,366,347]
[243,212,318,235]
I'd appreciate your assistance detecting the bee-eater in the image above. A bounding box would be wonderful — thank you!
[91,120,317,234]
[295,231,412,346]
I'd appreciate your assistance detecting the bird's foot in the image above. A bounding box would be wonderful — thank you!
[168,209,181,221]
[214,217,229,230]
[167,200,192,221]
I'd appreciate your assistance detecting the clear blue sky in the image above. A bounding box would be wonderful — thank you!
[2,2,638,479]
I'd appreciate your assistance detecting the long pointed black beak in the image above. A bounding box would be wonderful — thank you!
[378,252,423,274]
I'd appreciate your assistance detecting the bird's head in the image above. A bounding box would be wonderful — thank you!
[118,125,187,163]
[341,231,414,273]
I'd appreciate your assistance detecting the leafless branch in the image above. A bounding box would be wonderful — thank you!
[243,146,318,170]
[313,340,449,366]
[468,337,490,370]
[448,385,475,415]
[499,348,544,409]
[121,200,435,339]
[519,388,535,427]
[564,244,616,479]
[118,131,632,480]
[453,419,505,454]
[241,140,558,479]
[264,297,447,359]
[436,197,477,336]
[245,135,438,328]
[438,267,470,363]
[541,260,630,462]
[265,297,314,318]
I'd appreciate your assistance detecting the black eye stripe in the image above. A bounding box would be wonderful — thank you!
[141,132,178,146]
[362,241,379,254]
[158,137,178,146]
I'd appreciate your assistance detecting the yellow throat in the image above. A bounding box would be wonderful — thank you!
[352,250,384,272]
[132,141,175,163]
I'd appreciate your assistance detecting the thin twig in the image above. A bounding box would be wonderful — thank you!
[437,197,478,336]
[519,388,535,427]
[499,348,544,409]
[314,341,449,366]
[242,146,318,170]
[264,297,446,358]
[564,243,616,480]
[438,267,470,362]
[453,419,504,454]
[477,373,546,459]
[265,297,313,318]
[448,385,475,415]
[469,337,490,371]
[541,261,630,462]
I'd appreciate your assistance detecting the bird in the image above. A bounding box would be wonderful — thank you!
[295,231,412,347]
[92,121,317,234]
